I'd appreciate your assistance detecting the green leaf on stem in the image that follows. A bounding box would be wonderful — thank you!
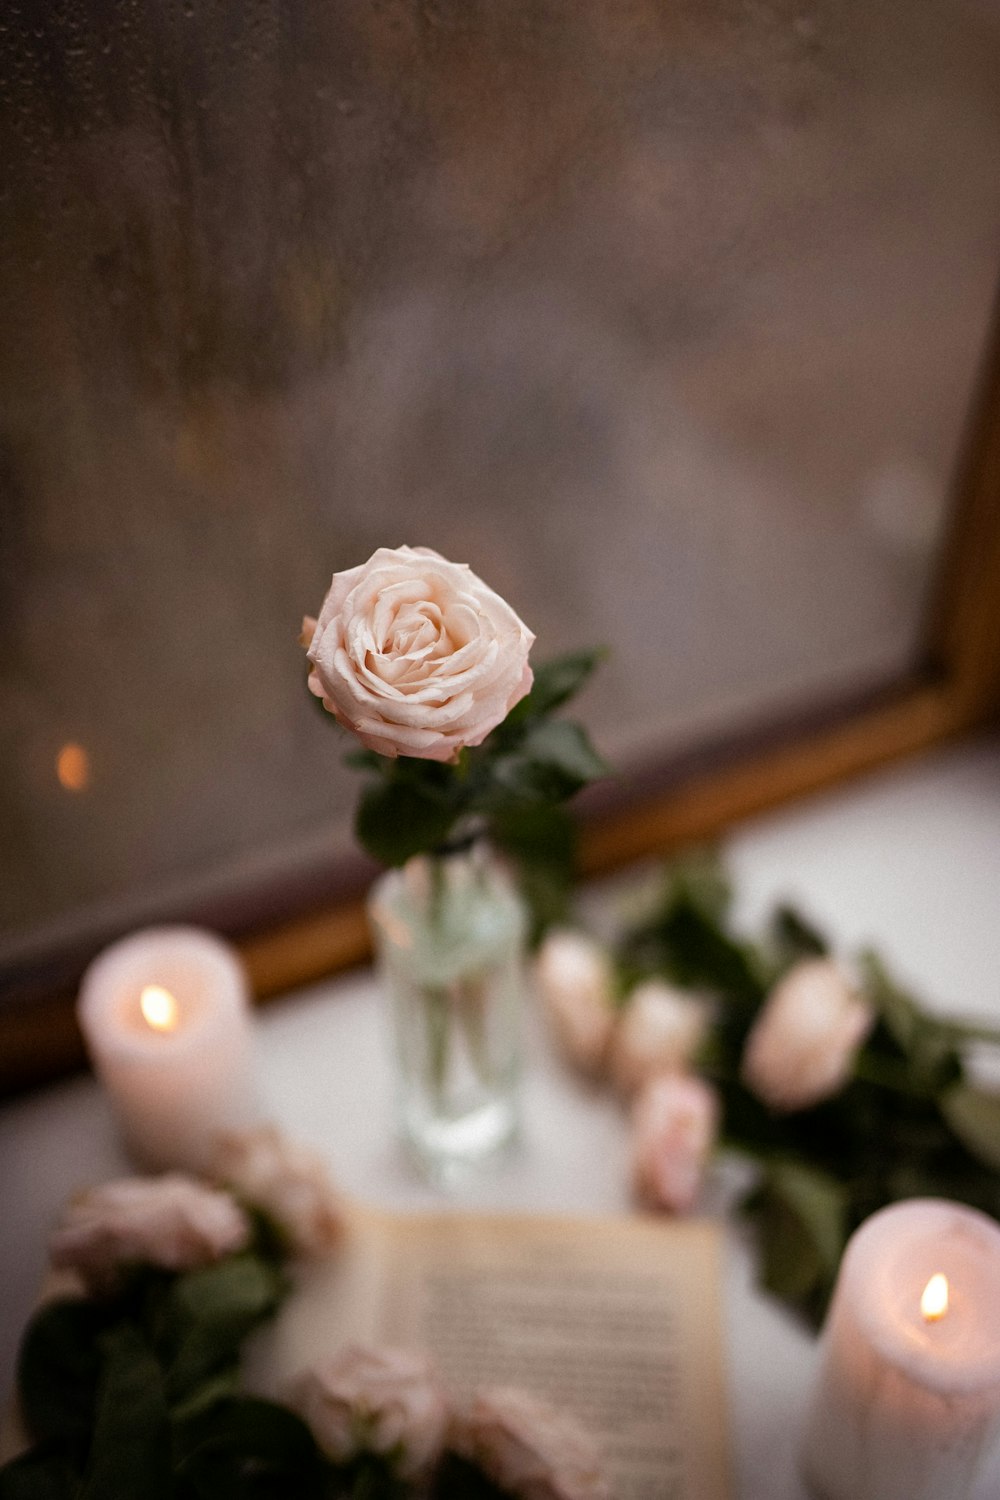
[80,1325,172,1500]
[519,719,610,785]
[17,1298,114,1448]
[0,1446,80,1500]
[432,1454,510,1499]
[769,905,829,965]
[744,1160,847,1323]
[356,779,458,867]
[491,802,577,942]
[501,649,606,729]
[161,1255,286,1401]
[859,950,922,1055]
[661,849,734,925]
[343,748,384,773]
[175,1397,324,1499]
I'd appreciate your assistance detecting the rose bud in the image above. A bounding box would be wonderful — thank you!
[535,929,616,1076]
[630,1073,719,1214]
[610,979,709,1095]
[289,1344,449,1483]
[213,1124,344,1258]
[741,957,873,1112]
[49,1174,250,1294]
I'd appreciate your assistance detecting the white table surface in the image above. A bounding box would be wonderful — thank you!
[3,734,1000,1497]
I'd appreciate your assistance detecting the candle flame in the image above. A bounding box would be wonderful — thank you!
[921,1272,949,1323]
[140,985,179,1033]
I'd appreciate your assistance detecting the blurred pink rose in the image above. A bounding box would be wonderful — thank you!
[304,546,534,762]
[289,1344,449,1481]
[631,1074,719,1213]
[741,958,873,1112]
[535,930,616,1075]
[214,1125,344,1258]
[451,1387,611,1500]
[610,979,708,1095]
[49,1174,250,1292]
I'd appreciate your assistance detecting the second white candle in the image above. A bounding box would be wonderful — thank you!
[78,925,257,1173]
[801,1198,1000,1500]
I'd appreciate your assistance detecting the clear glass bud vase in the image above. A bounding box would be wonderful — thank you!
[367,844,527,1179]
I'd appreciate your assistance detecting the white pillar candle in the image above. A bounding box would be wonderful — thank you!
[801,1199,1000,1500]
[78,926,257,1173]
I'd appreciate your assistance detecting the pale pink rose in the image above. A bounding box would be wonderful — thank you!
[451,1387,611,1500]
[535,930,616,1075]
[631,1074,719,1213]
[213,1125,344,1258]
[289,1345,449,1481]
[610,979,709,1095]
[304,545,535,762]
[49,1174,250,1292]
[741,958,873,1112]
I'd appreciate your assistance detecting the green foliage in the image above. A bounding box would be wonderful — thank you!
[2,1226,544,1500]
[175,1398,325,1499]
[346,650,608,941]
[17,1300,114,1451]
[0,1446,80,1500]
[7,1245,291,1499]
[745,1163,847,1326]
[613,849,1000,1327]
[431,1455,510,1500]
[940,1084,1000,1172]
[160,1255,287,1402]
[80,1326,172,1500]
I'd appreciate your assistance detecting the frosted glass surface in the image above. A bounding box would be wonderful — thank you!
[2,0,1000,960]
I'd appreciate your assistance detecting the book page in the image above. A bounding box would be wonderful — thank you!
[248,1207,729,1500]
[377,1212,729,1500]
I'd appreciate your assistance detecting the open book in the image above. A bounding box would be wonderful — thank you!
[250,1208,730,1500]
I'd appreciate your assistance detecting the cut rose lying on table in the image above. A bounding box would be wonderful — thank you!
[534,850,1000,1329]
[3,1128,609,1500]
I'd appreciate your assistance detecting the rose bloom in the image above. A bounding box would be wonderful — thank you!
[450,1387,611,1500]
[610,979,708,1095]
[535,930,616,1075]
[49,1174,250,1293]
[303,545,535,763]
[631,1074,719,1214]
[289,1344,449,1482]
[741,957,874,1112]
[213,1125,344,1258]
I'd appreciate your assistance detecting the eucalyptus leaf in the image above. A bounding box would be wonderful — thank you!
[80,1325,172,1500]
[940,1083,1000,1172]
[17,1299,113,1447]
